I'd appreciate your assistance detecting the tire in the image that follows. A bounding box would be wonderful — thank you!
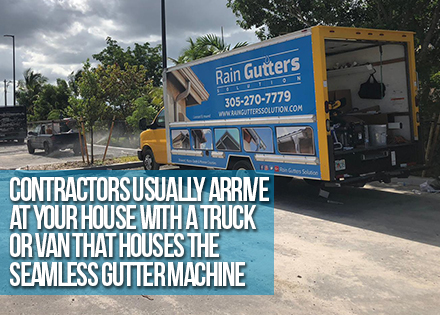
[44,142,51,155]
[232,160,253,170]
[303,179,324,187]
[275,176,292,186]
[27,142,35,154]
[17,139,24,144]
[143,148,159,170]
[232,160,254,177]
[73,143,82,156]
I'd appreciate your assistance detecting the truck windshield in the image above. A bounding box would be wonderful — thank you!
[156,110,165,128]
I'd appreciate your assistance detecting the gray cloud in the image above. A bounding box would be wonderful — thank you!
[0,0,257,106]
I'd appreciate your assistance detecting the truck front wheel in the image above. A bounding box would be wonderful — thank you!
[143,148,159,170]
[232,160,254,177]
[232,160,253,170]
[27,142,35,154]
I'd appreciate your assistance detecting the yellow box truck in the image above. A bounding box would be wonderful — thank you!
[138,26,423,186]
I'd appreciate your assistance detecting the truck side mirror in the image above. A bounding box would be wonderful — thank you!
[139,118,150,130]
[28,131,36,136]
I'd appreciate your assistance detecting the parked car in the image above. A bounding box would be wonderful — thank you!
[27,119,83,155]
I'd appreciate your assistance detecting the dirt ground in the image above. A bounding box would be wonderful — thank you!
[0,177,439,314]
[0,142,138,170]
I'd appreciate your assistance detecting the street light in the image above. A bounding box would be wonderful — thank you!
[4,34,16,106]
[161,0,167,70]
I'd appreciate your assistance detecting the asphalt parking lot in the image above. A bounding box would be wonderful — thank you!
[0,174,438,314]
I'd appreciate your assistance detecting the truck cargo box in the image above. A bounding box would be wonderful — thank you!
[139,26,423,184]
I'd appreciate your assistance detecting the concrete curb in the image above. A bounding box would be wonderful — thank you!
[74,161,144,170]
[16,161,143,171]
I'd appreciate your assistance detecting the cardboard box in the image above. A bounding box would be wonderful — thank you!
[329,89,352,113]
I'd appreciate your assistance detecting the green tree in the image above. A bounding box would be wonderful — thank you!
[175,34,248,63]
[31,79,72,121]
[227,0,440,175]
[227,0,365,40]
[67,61,108,164]
[92,37,162,86]
[95,63,149,119]
[32,84,57,121]
[126,85,163,131]
[226,0,439,89]
[68,70,83,97]
[47,109,62,120]
[174,38,206,64]
[16,68,48,116]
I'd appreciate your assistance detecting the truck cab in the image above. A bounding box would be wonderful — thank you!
[138,109,167,170]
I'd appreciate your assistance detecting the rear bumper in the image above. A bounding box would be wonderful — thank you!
[332,165,426,187]
[52,142,76,150]
[330,142,425,186]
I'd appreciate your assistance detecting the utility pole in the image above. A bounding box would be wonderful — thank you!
[161,0,167,70]
[4,35,16,106]
[4,80,7,106]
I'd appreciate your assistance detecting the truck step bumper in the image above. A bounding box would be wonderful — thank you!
[335,165,426,187]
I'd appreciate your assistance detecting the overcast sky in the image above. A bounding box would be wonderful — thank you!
[0,0,257,106]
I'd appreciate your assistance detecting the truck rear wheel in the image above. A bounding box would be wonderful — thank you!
[44,142,51,155]
[275,176,292,186]
[73,142,83,156]
[27,142,35,154]
[143,148,159,170]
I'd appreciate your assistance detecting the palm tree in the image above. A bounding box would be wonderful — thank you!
[198,34,248,54]
[174,34,248,64]
[17,68,48,116]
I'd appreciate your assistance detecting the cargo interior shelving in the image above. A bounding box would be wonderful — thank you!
[324,38,421,179]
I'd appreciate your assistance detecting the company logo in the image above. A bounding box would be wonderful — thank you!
[215,56,301,85]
